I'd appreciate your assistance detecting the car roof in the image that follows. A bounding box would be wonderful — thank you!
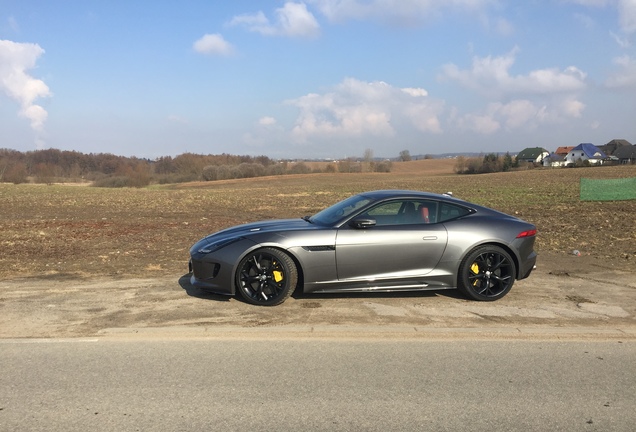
[359,190,498,214]
[359,190,458,201]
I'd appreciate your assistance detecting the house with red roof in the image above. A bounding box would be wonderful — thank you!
[545,146,575,167]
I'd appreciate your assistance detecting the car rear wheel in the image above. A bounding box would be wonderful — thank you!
[458,245,516,301]
[236,248,298,306]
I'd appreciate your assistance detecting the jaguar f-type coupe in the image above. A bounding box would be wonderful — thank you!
[189,190,537,306]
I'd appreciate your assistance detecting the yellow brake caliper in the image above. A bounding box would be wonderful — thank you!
[470,263,480,286]
[272,271,284,283]
[272,261,284,283]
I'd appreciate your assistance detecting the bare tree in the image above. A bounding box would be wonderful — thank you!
[362,148,374,172]
[399,150,412,162]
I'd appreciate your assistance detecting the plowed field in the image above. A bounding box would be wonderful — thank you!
[1,161,635,280]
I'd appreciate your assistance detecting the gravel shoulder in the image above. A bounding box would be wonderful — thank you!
[1,252,634,340]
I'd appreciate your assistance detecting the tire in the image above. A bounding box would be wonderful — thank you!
[457,245,516,301]
[235,248,298,306]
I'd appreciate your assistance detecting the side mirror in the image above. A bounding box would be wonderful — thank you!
[350,218,376,229]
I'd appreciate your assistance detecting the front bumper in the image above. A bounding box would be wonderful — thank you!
[189,258,234,295]
[188,237,260,296]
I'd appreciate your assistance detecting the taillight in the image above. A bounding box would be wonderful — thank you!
[516,229,537,238]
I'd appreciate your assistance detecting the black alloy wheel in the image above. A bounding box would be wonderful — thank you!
[458,245,516,301]
[236,247,298,306]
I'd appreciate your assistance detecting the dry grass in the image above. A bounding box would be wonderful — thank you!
[1,162,635,279]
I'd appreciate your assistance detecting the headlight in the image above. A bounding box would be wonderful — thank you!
[197,237,241,254]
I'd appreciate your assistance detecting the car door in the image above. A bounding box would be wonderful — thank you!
[334,199,448,281]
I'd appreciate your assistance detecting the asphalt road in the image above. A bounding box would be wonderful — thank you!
[1,338,634,431]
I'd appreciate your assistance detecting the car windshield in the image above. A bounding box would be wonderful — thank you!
[309,194,373,226]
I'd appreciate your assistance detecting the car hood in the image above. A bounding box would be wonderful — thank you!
[197,218,317,244]
[191,218,318,255]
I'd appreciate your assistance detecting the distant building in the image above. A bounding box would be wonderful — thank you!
[516,147,550,164]
[565,143,607,166]
[544,146,575,167]
[599,139,632,156]
[613,144,636,164]
[554,146,575,157]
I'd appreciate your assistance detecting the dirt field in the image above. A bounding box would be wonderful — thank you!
[1,160,635,339]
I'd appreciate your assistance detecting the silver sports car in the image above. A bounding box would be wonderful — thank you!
[189,190,537,306]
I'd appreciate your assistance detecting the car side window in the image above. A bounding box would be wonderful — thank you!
[361,200,439,226]
[438,202,471,222]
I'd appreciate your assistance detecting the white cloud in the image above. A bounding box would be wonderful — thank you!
[558,96,586,118]
[443,49,590,134]
[0,39,52,135]
[441,49,587,96]
[453,95,587,134]
[284,78,442,143]
[618,0,636,33]
[242,117,286,150]
[498,100,540,128]
[229,2,320,38]
[605,55,636,88]
[308,0,495,25]
[610,30,632,47]
[456,111,501,134]
[402,87,428,97]
[228,11,269,29]
[494,17,515,36]
[565,0,612,7]
[403,102,443,133]
[275,2,321,37]
[258,116,277,126]
[193,33,234,56]
[566,0,636,33]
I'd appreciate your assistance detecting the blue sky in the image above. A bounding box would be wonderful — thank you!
[1,1,635,159]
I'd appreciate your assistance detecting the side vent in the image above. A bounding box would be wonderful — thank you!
[302,246,336,252]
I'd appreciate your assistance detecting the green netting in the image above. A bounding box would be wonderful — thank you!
[580,177,636,201]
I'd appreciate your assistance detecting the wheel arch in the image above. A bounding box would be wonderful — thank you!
[234,244,304,294]
[275,246,305,294]
[459,241,521,279]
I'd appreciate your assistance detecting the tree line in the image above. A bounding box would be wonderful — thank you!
[0,148,391,187]
[454,153,522,174]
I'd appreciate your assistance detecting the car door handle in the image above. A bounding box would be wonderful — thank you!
[422,236,438,240]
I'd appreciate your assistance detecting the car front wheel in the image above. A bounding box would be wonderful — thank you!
[458,245,516,301]
[236,248,298,306]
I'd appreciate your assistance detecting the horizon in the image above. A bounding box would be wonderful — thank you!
[6,143,629,162]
